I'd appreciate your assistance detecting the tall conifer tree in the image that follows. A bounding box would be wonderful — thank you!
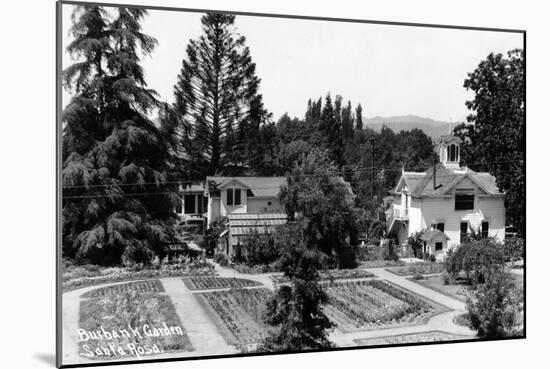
[173,13,270,177]
[62,6,178,265]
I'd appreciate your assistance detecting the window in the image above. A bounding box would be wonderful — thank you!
[435,242,443,251]
[234,188,241,205]
[227,188,234,206]
[481,221,489,238]
[431,222,445,233]
[226,188,241,206]
[184,195,196,214]
[447,144,458,162]
[455,193,474,210]
[460,221,469,243]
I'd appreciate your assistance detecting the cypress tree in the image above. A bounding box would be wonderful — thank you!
[62,6,178,265]
[355,103,363,130]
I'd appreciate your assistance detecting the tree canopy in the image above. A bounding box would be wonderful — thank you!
[457,49,525,236]
[62,6,179,265]
[172,13,271,178]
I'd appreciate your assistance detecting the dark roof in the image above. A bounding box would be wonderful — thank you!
[227,213,287,236]
[435,134,462,146]
[420,228,450,242]
[400,163,503,197]
[206,176,287,198]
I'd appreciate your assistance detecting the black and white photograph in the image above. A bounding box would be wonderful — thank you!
[57,1,525,367]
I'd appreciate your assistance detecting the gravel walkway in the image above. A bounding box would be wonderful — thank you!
[61,261,476,366]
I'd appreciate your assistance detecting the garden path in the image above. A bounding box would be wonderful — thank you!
[160,278,238,356]
[213,263,277,291]
[365,267,466,311]
[62,263,476,365]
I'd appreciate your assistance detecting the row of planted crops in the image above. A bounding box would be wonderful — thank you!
[196,279,444,348]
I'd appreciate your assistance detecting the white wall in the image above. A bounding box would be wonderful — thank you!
[220,188,247,216]
[409,195,505,247]
[247,197,283,213]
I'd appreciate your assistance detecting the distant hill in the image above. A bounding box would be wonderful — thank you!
[364,115,452,141]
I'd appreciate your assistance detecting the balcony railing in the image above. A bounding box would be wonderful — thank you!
[393,207,408,219]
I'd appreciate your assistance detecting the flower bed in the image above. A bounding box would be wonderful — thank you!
[353,330,474,346]
[63,259,216,292]
[78,283,193,360]
[323,280,446,332]
[270,269,374,284]
[81,280,165,298]
[195,288,273,349]
[182,277,261,290]
[358,260,406,268]
[386,262,445,276]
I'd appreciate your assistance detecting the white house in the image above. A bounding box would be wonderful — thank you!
[177,176,288,257]
[387,134,506,258]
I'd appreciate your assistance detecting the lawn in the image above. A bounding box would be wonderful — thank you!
[78,280,193,360]
[386,262,445,277]
[353,330,475,346]
[182,277,261,290]
[408,274,472,302]
[194,288,273,350]
[323,280,447,332]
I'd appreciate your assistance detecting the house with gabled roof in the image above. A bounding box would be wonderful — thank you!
[387,134,506,258]
[177,176,288,226]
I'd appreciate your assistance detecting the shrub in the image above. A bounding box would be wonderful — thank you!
[442,271,452,285]
[240,228,280,267]
[445,238,505,286]
[383,239,399,261]
[413,272,424,280]
[406,232,424,258]
[214,252,229,267]
[467,270,522,338]
[429,254,436,263]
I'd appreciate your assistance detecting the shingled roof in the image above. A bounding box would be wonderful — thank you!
[206,176,287,198]
[228,212,287,236]
[398,163,503,197]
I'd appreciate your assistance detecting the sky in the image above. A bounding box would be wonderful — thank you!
[61,4,523,123]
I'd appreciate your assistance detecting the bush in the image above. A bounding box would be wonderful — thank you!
[214,252,229,267]
[445,238,505,286]
[467,270,522,338]
[429,254,436,263]
[413,272,424,280]
[240,228,280,267]
[383,239,399,261]
[406,232,424,258]
[442,271,452,285]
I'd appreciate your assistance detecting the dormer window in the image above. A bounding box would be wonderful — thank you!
[226,188,241,206]
[447,144,459,162]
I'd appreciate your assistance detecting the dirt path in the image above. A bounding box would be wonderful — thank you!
[160,278,238,356]
[61,262,475,366]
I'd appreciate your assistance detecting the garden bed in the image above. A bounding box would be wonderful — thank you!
[81,280,165,298]
[323,280,447,332]
[78,282,193,360]
[182,277,261,290]
[270,269,374,284]
[63,259,216,292]
[195,288,273,349]
[353,330,475,346]
[386,262,445,277]
[358,260,406,268]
